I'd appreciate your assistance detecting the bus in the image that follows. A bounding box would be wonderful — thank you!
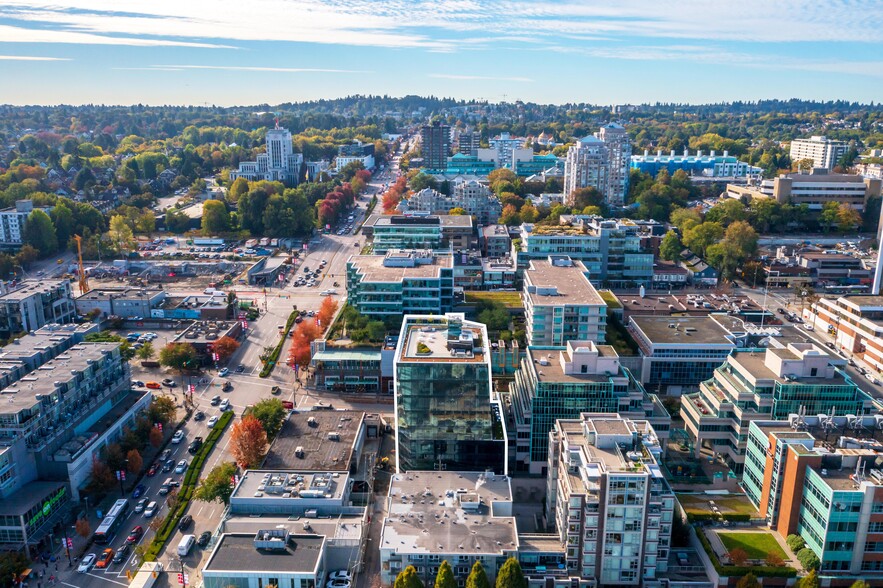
[93,499,130,544]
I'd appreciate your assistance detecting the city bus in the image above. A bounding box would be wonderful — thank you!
[93,499,130,544]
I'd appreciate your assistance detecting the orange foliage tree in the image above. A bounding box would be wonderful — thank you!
[126,449,143,474]
[381,176,408,213]
[288,319,321,368]
[230,415,268,469]
[317,296,338,329]
[212,336,240,363]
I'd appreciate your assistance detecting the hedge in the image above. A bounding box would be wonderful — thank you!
[142,410,233,561]
[259,308,298,378]
[695,526,797,579]
[687,512,752,523]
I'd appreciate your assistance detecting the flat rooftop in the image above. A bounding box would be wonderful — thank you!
[175,320,239,345]
[399,319,487,363]
[527,346,621,384]
[730,349,848,386]
[839,295,883,309]
[630,315,736,347]
[348,254,452,282]
[557,416,663,474]
[263,410,363,472]
[366,214,472,228]
[0,480,66,515]
[0,280,67,301]
[222,515,363,543]
[524,259,604,307]
[76,287,162,302]
[382,471,516,555]
[234,470,349,501]
[203,533,323,574]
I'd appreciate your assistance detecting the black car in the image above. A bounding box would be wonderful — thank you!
[178,514,193,530]
[197,531,211,548]
[188,437,204,454]
[235,365,245,373]
[112,543,131,564]
[194,411,206,421]
[222,381,233,392]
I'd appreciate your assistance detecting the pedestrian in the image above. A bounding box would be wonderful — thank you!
[54,563,57,572]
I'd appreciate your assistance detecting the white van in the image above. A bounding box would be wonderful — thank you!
[177,534,195,557]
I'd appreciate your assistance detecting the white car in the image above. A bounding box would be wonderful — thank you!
[327,580,351,588]
[144,501,158,518]
[77,553,97,573]
[803,323,814,331]
[219,399,230,411]
[207,415,219,427]
[171,430,184,444]
[329,571,352,581]
[175,460,188,474]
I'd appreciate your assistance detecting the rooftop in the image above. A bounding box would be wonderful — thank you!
[75,287,163,302]
[263,410,364,472]
[524,258,604,307]
[348,253,452,282]
[174,320,239,345]
[398,315,487,363]
[203,533,324,574]
[381,471,517,555]
[556,415,665,475]
[365,214,473,229]
[527,346,622,384]
[629,315,737,347]
[0,480,66,515]
[0,280,68,302]
[234,470,349,501]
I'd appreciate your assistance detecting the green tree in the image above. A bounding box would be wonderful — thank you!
[409,173,438,192]
[202,199,231,234]
[819,201,839,232]
[705,199,747,226]
[435,560,456,588]
[796,569,820,588]
[796,549,820,573]
[495,558,527,588]
[24,209,58,256]
[228,177,249,203]
[194,461,238,505]
[465,561,490,588]
[165,209,191,233]
[786,534,806,552]
[682,221,724,258]
[571,187,604,210]
[108,214,134,253]
[394,566,424,588]
[249,398,286,439]
[135,341,154,360]
[659,230,683,261]
[749,198,782,232]
[519,204,539,223]
[159,342,198,378]
[735,573,761,588]
[51,200,75,250]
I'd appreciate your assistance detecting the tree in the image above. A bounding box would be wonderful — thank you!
[394,566,424,588]
[202,199,231,234]
[819,201,839,232]
[24,209,58,256]
[15,244,39,269]
[108,214,134,253]
[289,319,322,368]
[149,427,163,448]
[212,335,240,363]
[495,558,527,588]
[230,415,268,469]
[836,203,861,232]
[765,552,785,567]
[705,199,747,226]
[317,295,338,329]
[159,342,198,376]
[250,398,286,439]
[519,204,539,223]
[659,230,683,261]
[797,548,820,572]
[669,207,702,232]
[465,561,490,588]
[88,458,115,492]
[75,518,91,539]
[499,204,520,225]
[849,581,870,588]
[794,157,815,173]
[448,207,467,215]
[723,220,759,259]
[735,573,761,588]
[135,341,154,360]
[570,187,603,210]
[51,201,75,249]
[409,173,438,192]
[126,449,143,474]
[435,561,456,588]
[194,461,238,505]
[796,570,820,588]
[683,221,724,258]
[148,395,177,425]
[165,209,191,233]
[786,534,806,552]
[228,177,249,203]
[0,551,29,588]
[726,547,748,566]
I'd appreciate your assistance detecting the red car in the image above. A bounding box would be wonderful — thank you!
[146,462,159,476]
[126,526,143,544]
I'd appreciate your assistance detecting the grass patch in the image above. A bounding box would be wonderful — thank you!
[259,308,298,378]
[718,531,787,561]
[677,494,759,517]
[695,528,796,578]
[598,289,622,309]
[605,316,639,356]
[465,291,523,309]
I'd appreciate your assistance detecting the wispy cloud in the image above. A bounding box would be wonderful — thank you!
[0,24,235,48]
[428,73,533,83]
[0,55,70,61]
[150,65,373,74]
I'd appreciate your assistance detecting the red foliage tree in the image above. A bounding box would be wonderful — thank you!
[212,335,240,362]
[230,415,268,469]
[317,296,338,329]
[288,319,321,368]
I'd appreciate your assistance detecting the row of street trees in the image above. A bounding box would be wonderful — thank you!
[396,559,526,588]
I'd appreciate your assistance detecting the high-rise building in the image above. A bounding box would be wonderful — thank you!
[457,129,481,156]
[489,132,525,167]
[509,341,670,474]
[394,313,507,473]
[420,122,451,171]
[682,342,875,472]
[230,121,303,185]
[563,137,608,205]
[523,256,607,346]
[397,183,502,225]
[547,414,674,585]
[597,123,631,206]
[789,135,849,171]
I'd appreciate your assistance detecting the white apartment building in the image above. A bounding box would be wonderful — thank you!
[563,137,609,206]
[0,279,76,336]
[789,136,848,171]
[804,295,883,373]
[523,256,607,346]
[597,123,631,207]
[490,132,525,167]
[398,183,502,225]
[0,200,49,248]
[230,122,304,185]
[547,414,674,586]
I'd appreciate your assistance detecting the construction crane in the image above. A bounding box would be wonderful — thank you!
[74,235,90,294]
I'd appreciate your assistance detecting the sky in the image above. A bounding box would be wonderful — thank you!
[0,0,882,106]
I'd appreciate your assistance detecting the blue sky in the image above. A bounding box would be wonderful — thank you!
[0,0,882,106]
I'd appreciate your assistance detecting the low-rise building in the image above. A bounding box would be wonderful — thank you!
[202,530,325,588]
[509,342,670,475]
[230,470,352,516]
[726,169,882,212]
[379,471,516,587]
[630,149,761,178]
[679,250,718,285]
[0,200,52,248]
[346,250,454,318]
[361,214,473,253]
[682,342,875,472]
[481,257,517,290]
[75,287,166,319]
[0,279,76,337]
[309,340,394,394]
[804,295,883,371]
[481,224,511,258]
[547,414,674,585]
[152,293,233,321]
[795,251,871,286]
[336,140,375,171]
[651,261,689,289]
[627,315,737,392]
[172,320,242,364]
[263,410,371,474]
[523,257,607,346]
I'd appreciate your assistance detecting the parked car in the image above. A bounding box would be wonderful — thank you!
[329,571,352,581]
[271,386,281,395]
[219,368,229,377]
[132,483,147,498]
[145,381,161,389]
[178,514,193,530]
[77,553,97,573]
[175,460,188,474]
[219,399,230,411]
[222,381,233,392]
[126,526,144,544]
[197,531,212,548]
[95,548,114,569]
[171,430,184,444]
[112,543,130,564]
[162,378,176,387]
[131,380,145,387]
[327,580,351,588]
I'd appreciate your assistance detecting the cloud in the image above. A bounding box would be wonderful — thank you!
[428,73,533,83]
[0,54,70,61]
[0,24,235,48]
[151,65,373,74]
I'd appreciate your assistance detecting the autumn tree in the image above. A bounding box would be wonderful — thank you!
[148,395,177,425]
[149,427,163,448]
[796,570,820,588]
[495,558,527,588]
[735,573,761,588]
[126,449,143,474]
[435,561,456,588]
[288,319,321,368]
[194,461,238,505]
[727,548,749,566]
[230,415,268,469]
[75,518,91,539]
[211,335,240,363]
[317,295,338,329]
[465,561,490,588]
[394,566,424,588]
[448,207,467,215]
[159,342,198,380]
[765,552,785,567]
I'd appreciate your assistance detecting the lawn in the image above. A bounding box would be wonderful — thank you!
[677,493,759,517]
[718,532,787,561]
[598,289,622,309]
[465,291,523,309]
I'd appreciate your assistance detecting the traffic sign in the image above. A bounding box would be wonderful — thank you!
[177,573,189,584]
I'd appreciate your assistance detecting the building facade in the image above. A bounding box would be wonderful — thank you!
[726,170,881,212]
[362,214,473,253]
[789,136,849,171]
[804,295,883,373]
[523,257,607,346]
[563,137,609,206]
[230,122,304,185]
[421,123,452,171]
[630,149,761,178]
[547,414,674,585]
[394,314,507,474]
[0,279,76,337]
[0,200,51,248]
[597,124,631,207]
[398,183,502,225]
[490,133,526,168]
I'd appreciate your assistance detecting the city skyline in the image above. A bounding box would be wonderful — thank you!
[0,0,881,105]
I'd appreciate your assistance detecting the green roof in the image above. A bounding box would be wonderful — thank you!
[312,349,381,362]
